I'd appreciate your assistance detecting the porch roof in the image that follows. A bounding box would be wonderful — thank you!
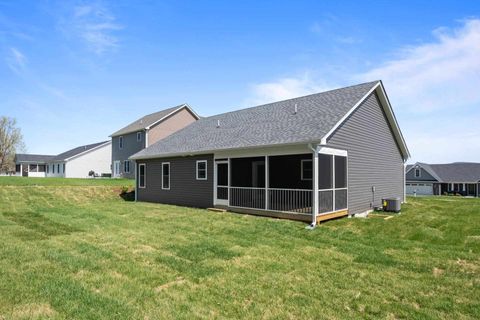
[132,81,404,160]
[15,154,55,164]
[409,162,480,183]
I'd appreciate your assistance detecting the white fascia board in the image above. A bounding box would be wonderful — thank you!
[320,81,410,161]
[145,104,200,131]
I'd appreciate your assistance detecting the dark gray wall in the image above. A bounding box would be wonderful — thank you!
[405,166,437,182]
[136,154,214,208]
[112,131,146,179]
[327,92,405,214]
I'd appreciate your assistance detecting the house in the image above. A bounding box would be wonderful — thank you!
[406,162,480,196]
[15,141,112,178]
[110,104,199,178]
[14,154,55,177]
[130,81,410,225]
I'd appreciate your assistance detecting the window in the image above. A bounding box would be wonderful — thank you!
[162,162,170,190]
[52,164,55,174]
[196,160,207,180]
[137,132,142,142]
[46,165,49,174]
[124,160,130,173]
[138,164,146,188]
[63,163,65,174]
[119,136,123,149]
[301,159,312,180]
[57,164,60,173]
[414,168,421,178]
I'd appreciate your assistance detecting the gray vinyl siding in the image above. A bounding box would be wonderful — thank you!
[112,131,146,179]
[136,154,214,208]
[405,167,437,181]
[327,92,405,214]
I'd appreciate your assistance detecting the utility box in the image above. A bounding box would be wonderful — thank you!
[382,197,401,213]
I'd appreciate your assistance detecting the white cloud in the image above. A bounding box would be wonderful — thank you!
[359,19,480,113]
[62,2,123,55]
[6,47,27,74]
[245,73,333,106]
[246,19,480,162]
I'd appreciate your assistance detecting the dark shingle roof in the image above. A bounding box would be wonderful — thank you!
[53,141,110,161]
[110,104,197,137]
[428,163,480,183]
[15,154,56,163]
[131,81,380,159]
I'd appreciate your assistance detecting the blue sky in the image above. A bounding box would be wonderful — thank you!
[1,0,479,163]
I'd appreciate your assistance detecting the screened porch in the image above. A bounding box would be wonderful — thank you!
[214,151,348,218]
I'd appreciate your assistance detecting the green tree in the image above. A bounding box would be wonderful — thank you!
[0,116,25,173]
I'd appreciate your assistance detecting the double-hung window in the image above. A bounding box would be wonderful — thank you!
[138,164,146,188]
[162,162,170,190]
[414,168,421,178]
[119,136,124,149]
[137,132,142,142]
[301,159,312,181]
[124,160,130,173]
[196,160,207,180]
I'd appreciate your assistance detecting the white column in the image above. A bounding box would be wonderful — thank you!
[265,156,269,210]
[312,148,319,226]
[403,163,407,202]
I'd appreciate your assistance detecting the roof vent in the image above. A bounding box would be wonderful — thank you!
[216,120,220,128]
[294,103,298,114]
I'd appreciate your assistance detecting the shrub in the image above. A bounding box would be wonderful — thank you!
[120,186,129,194]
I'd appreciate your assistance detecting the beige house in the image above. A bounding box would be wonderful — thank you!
[110,104,199,178]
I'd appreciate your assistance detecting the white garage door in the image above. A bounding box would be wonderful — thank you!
[406,184,433,195]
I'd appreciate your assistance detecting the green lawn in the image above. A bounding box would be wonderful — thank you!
[0,179,479,319]
[0,176,134,186]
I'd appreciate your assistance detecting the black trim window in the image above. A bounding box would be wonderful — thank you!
[196,160,207,180]
[124,160,130,173]
[415,168,421,178]
[57,164,60,173]
[119,136,124,149]
[137,132,142,142]
[162,163,170,190]
[63,163,66,174]
[52,164,55,174]
[301,159,312,181]
[139,164,146,188]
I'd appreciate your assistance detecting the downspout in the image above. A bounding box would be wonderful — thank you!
[307,143,319,229]
[134,160,138,202]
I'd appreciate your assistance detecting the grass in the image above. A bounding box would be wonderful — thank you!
[0,176,134,186]
[0,178,479,319]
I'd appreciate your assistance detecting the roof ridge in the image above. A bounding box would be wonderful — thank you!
[201,80,380,120]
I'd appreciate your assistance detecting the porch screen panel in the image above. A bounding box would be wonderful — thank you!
[335,189,347,210]
[230,157,266,209]
[318,154,333,189]
[318,190,333,213]
[334,156,347,188]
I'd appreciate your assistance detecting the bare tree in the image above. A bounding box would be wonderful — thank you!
[0,116,25,173]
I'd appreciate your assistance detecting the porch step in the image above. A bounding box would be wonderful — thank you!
[207,208,227,213]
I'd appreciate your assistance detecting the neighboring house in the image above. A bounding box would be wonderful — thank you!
[130,81,410,225]
[110,104,199,178]
[15,141,112,178]
[406,162,480,196]
[14,154,55,177]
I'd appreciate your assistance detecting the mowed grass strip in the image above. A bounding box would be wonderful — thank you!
[0,180,479,319]
[0,176,134,186]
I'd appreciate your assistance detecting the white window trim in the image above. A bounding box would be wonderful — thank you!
[137,132,142,142]
[300,159,312,181]
[119,136,124,149]
[162,162,170,190]
[196,160,208,180]
[124,160,130,173]
[138,163,146,188]
[414,168,421,178]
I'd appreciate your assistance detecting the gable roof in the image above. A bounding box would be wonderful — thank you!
[131,81,409,160]
[53,141,111,161]
[15,154,56,163]
[110,104,199,137]
[409,162,480,183]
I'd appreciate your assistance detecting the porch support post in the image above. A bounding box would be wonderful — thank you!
[265,156,268,210]
[312,146,319,226]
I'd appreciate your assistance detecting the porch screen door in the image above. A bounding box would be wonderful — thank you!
[215,161,229,205]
